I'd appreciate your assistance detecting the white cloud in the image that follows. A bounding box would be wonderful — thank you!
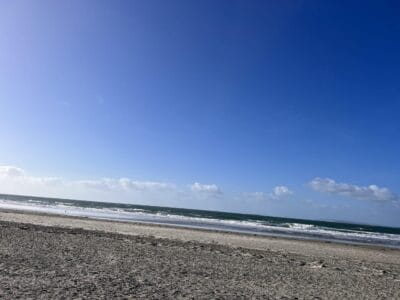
[76,179,118,191]
[245,186,293,201]
[0,166,25,177]
[0,165,175,202]
[71,178,173,193]
[272,186,293,198]
[75,178,172,192]
[0,166,62,186]
[243,191,268,201]
[118,178,173,191]
[309,177,398,202]
[190,182,221,194]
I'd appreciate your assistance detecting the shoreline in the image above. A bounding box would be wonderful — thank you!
[1,198,399,249]
[1,208,399,262]
[1,209,399,298]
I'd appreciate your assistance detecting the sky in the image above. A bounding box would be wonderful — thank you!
[0,0,399,226]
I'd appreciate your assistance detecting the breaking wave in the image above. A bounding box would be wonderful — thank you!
[1,194,400,248]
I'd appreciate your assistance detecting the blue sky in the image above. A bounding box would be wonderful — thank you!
[1,1,399,226]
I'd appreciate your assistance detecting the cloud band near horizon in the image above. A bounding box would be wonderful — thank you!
[309,177,399,202]
[1,165,399,205]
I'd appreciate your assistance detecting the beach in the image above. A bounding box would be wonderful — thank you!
[0,210,399,299]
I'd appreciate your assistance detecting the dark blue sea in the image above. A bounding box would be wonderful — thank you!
[1,193,399,248]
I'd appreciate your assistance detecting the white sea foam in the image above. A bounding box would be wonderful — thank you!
[287,223,315,230]
[1,198,399,247]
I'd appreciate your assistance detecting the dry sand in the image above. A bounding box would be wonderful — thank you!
[0,210,399,299]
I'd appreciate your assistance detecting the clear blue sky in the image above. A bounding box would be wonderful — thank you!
[1,1,399,226]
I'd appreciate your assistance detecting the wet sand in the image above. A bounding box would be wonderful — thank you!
[0,210,399,299]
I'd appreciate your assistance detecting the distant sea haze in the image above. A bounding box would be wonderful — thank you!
[1,193,400,248]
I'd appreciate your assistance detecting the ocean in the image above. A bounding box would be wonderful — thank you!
[1,193,399,248]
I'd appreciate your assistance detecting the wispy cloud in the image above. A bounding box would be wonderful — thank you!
[76,179,117,191]
[0,166,25,177]
[190,182,221,194]
[246,185,293,201]
[0,166,62,186]
[0,165,175,202]
[271,186,293,198]
[0,165,233,207]
[309,177,398,202]
[118,178,173,191]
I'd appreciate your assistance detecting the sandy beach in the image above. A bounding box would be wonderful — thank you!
[0,210,399,299]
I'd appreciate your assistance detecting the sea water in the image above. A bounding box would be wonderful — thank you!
[1,193,399,248]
